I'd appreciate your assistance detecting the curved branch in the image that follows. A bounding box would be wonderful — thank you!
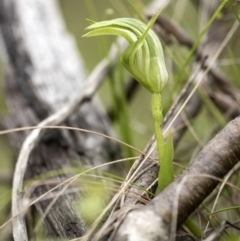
[0,0,127,240]
[113,116,240,241]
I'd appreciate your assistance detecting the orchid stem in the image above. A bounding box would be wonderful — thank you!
[152,92,164,159]
[152,93,204,238]
[152,92,174,191]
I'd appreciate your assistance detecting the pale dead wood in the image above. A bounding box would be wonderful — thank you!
[113,115,240,241]
[10,39,125,241]
[0,0,125,240]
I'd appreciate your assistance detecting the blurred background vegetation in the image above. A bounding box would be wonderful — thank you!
[0,0,240,240]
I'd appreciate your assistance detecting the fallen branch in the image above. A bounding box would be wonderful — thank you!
[112,115,240,241]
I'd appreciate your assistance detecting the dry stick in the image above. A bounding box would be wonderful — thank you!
[209,91,240,119]
[169,125,240,239]
[114,115,240,241]
[11,38,127,241]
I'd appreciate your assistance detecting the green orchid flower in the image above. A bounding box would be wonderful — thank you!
[83,8,172,188]
[83,17,168,94]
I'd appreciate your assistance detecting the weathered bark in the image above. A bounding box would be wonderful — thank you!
[112,116,240,241]
[0,0,121,240]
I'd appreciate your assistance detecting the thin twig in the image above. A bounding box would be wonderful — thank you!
[11,38,127,241]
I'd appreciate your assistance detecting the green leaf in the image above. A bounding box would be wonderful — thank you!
[158,132,174,191]
[184,217,205,238]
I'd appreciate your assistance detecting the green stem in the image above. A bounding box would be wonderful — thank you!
[152,94,203,238]
[118,64,134,160]
[154,120,164,161]
[152,93,170,191]
[152,93,164,160]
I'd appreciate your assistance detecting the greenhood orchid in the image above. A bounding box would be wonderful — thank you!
[83,18,168,94]
[83,8,205,238]
[83,8,172,190]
